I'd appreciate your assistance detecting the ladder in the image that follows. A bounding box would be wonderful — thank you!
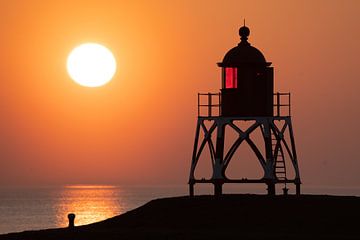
[271,132,288,191]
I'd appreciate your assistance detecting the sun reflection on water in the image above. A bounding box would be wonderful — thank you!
[55,185,123,227]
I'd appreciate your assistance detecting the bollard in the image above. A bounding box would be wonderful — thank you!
[68,213,76,228]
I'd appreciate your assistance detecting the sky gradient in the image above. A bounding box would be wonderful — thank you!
[1,0,360,188]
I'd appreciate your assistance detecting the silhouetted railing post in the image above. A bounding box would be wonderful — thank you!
[197,93,200,116]
[289,93,291,116]
[276,92,280,117]
[219,93,221,116]
[208,93,212,117]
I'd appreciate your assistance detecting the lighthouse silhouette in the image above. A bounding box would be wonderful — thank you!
[188,25,301,196]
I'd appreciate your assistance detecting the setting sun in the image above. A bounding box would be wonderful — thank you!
[67,43,116,87]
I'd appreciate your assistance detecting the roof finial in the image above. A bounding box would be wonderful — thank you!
[239,21,250,43]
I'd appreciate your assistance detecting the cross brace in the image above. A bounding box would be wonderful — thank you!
[188,116,301,196]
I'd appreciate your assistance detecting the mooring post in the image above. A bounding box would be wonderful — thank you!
[68,213,75,228]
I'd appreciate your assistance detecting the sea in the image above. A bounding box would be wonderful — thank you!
[1,184,360,234]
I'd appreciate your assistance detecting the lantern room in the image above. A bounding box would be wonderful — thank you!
[218,26,274,117]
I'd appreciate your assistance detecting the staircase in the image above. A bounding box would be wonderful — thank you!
[271,133,287,190]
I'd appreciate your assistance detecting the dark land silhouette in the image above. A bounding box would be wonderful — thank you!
[1,194,360,240]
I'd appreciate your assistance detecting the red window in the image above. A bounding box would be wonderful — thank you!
[225,68,238,88]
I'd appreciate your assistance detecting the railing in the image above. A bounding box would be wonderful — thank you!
[197,92,291,117]
[273,92,291,117]
[198,93,221,117]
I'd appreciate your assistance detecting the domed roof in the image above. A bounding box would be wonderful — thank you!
[218,26,271,67]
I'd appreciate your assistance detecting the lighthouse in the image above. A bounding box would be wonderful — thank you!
[188,25,301,196]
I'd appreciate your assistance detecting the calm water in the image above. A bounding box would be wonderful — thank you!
[0,185,187,234]
[1,184,359,234]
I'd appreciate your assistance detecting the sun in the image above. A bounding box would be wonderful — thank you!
[67,43,117,87]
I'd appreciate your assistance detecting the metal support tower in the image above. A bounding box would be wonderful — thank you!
[188,93,301,196]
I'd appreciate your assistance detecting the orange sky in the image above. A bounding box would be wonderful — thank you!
[1,0,360,188]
